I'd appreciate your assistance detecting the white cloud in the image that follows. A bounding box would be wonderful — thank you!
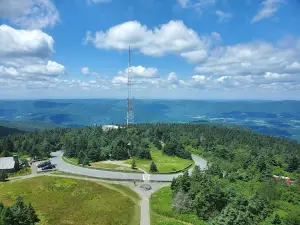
[264,72,290,80]
[81,67,99,76]
[215,10,232,23]
[81,67,90,76]
[0,25,66,86]
[177,0,190,8]
[176,0,216,10]
[118,65,158,78]
[87,0,112,4]
[0,66,19,77]
[195,38,300,76]
[251,0,284,23]
[211,32,222,42]
[181,50,208,63]
[112,76,127,84]
[285,62,300,73]
[192,75,211,82]
[85,20,210,61]
[0,25,54,58]
[168,72,178,84]
[0,0,59,29]
[21,60,65,76]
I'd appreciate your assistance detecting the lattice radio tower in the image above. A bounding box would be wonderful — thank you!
[126,46,134,128]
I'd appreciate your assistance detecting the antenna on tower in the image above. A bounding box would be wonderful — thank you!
[126,45,134,128]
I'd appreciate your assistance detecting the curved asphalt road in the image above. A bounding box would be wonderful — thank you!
[50,151,207,182]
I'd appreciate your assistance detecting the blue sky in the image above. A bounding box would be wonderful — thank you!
[0,0,300,100]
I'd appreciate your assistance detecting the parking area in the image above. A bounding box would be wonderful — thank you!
[35,160,56,173]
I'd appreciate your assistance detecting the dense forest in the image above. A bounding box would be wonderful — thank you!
[0,123,300,224]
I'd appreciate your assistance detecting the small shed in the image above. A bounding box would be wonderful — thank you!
[0,156,18,172]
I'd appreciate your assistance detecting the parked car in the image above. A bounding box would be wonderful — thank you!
[37,161,51,168]
[42,165,56,170]
[37,164,56,172]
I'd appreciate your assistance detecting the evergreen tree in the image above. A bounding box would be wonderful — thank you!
[150,161,158,173]
[77,151,85,165]
[272,214,281,224]
[131,160,137,169]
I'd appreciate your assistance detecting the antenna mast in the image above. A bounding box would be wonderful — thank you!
[127,46,134,128]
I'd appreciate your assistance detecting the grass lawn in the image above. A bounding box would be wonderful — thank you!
[67,157,79,164]
[150,186,206,225]
[90,161,121,169]
[125,150,192,173]
[8,167,32,178]
[0,176,140,225]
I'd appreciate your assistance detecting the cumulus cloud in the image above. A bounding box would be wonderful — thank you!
[81,67,99,76]
[0,0,60,29]
[21,60,65,76]
[117,65,158,78]
[81,67,90,76]
[168,72,178,84]
[215,10,232,23]
[0,25,54,59]
[85,20,211,61]
[251,0,284,23]
[195,38,300,77]
[0,25,66,86]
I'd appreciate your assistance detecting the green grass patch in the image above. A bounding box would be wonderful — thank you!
[8,168,32,178]
[90,161,127,169]
[0,176,140,225]
[125,150,192,173]
[67,157,79,164]
[150,186,206,225]
[151,213,186,225]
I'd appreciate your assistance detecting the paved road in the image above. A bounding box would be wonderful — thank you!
[50,151,207,182]
[49,151,207,225]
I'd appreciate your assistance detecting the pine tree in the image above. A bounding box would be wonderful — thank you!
[171,178,177,191]
[77,151,85,165]
[272,214,281,224]
[131,160,137,169]
[28,203,40,224]
[150,161,158,173]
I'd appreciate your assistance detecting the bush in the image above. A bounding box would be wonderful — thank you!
[0,171,8,182]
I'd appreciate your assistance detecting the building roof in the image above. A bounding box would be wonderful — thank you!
[0,157,15,170]
[102,125,119,132]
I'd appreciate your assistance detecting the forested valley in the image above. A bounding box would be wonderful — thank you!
[0,123,300,224]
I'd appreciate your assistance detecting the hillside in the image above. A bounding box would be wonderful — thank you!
[1,123,299,225]
[0,126,25,137]
[1,99,300,141]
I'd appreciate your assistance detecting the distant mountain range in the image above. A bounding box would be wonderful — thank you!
[1,99,300,141]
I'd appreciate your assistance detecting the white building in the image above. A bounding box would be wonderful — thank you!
[0,156,18,172]
[102,125,119,132]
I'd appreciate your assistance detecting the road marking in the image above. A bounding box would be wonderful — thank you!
[143,174,151,181]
